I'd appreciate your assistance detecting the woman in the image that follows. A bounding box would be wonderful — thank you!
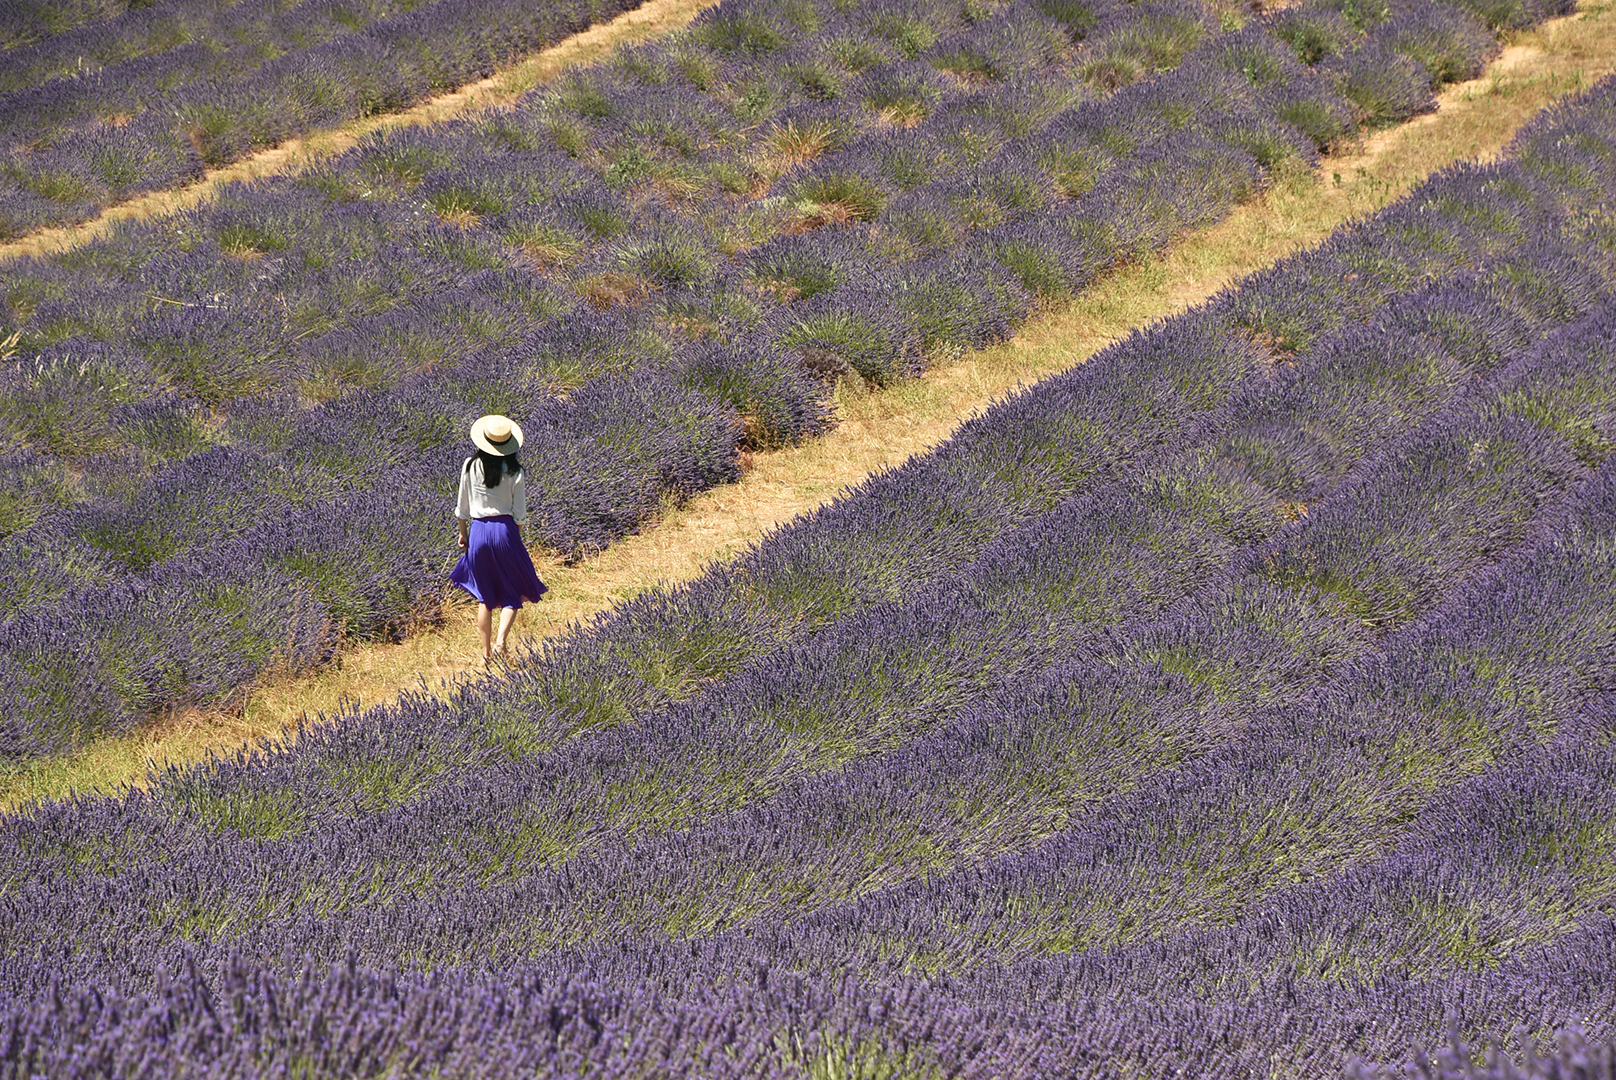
[450,414,547,660]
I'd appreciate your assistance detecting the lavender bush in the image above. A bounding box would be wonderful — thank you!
[1348,1028,1616,1080]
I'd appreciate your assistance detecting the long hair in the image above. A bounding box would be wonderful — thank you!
[471,449,522,488]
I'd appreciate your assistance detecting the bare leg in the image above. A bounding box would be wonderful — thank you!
[476,603,493,659]
[495,606,518,654]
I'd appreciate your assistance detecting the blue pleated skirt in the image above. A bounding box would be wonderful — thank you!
[450,515,547,610]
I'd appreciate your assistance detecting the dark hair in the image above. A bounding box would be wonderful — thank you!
[470,450,522,488]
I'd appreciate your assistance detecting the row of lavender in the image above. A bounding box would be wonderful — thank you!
[0,0,1527,238]
[0,0,127,51]
[4,77,1616,1076]
[0,0,1549,761]
[0,0,652,239]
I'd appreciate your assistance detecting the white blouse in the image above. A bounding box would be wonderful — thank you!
[455,457,528,524]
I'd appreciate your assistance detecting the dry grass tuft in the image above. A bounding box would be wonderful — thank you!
[876,102,929,127]
[576,270,656,308]
[768,118,841,165]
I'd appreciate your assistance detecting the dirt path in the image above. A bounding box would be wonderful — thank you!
[5,3,1616,810]
[0,0,719,263]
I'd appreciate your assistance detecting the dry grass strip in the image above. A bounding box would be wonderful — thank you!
[5,1,1616,810]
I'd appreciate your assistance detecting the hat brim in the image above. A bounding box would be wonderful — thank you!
[470,415,524,456]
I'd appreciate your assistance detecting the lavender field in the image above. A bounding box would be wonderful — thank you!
[4,60,1616,1075]
[0,0,1572,761]
[0,0,649,238]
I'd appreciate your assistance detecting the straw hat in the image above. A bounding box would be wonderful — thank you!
[471,414,523,456]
